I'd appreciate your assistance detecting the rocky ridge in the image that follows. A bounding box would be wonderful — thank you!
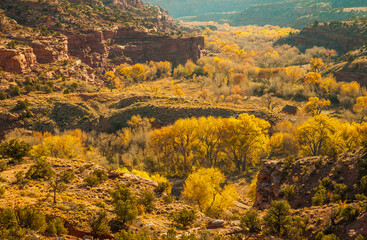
[255,151,362,209]
[0,0,205,74]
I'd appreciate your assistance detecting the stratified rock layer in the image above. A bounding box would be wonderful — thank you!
[0,47,36,73]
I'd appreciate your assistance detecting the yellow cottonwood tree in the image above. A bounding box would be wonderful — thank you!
[340,122,367,151]
[196,116,225,167]
[304,72,321,85]
[182,168,238,217]
[296,115,341,156]
[305,97,331,116]
[222,114,270,171]
[173,118,199,172]
[310,58,325,72]
[353,96,367,122]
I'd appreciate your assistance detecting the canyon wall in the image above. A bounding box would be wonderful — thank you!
[0,27,205,73]
[65,27,205,67]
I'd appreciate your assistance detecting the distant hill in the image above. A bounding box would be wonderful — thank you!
[144,0,367,28]
[230,0,367,28]
[142,0,281,18]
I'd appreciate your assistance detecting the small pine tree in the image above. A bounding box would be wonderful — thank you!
[263,200,291,236]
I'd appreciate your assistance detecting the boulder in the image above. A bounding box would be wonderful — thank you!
[207,219,225,229]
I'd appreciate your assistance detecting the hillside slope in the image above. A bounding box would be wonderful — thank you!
[230,0,367,28]
[142,0,281,18]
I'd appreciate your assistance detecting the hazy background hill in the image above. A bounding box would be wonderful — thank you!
[230,0,367,28]
[142,0,280,18]
[144,0,367,28]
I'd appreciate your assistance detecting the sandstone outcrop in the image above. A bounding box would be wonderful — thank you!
[65,27,205,67]
[28,36,69,64]
[254,151,362,209]
[0,47,36,73]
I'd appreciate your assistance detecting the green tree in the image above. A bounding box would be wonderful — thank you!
[0,139,30,163]
[89,211,110,236]
[240,209,261,233]
[50,170,75,204]
[263,200,291,236]
[111,185,138,226]
[171,208,196,229]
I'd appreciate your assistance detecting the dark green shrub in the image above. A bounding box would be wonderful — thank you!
[163,193,173,204]
[42,85,53,93]
[111,185,138,226]
[0,139,30,163]
[321,234,340,240]
[279,184,296,201]
[26,158,55,180]
[89,211,110,236]
[171,208,196,228]
[155,181,172,194]
[263,200,291,236]
[24,84,35,93]
[0,161,7,172]
[6,40,29,49]
[45,218,68,235]
[312,185,327,206]
[288,216,309,239]
[0,208,17,230]
[0,91,7,100]
[8,85,21,96]
[361,175,367,194]
[340,206,359,222]
[0,226,27,240]
[114,199,138,226]
[15,170,26,188]
[84,169,107,187]
[333,183,348,201]
[15,80,23,88]
[139,190,156,213]
[13,100,30,111]
[315,232,325,240]
[240,209,261,233]
[0,186,5,198]
[60,169,75,183]
[17,206,46,232]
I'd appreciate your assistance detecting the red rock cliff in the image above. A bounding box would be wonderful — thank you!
[65,27,205,67]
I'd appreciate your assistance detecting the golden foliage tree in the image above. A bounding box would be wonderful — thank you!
[182,168,238,218]
[296,114,341,156]
[305,97,331,116]
[353,96,367,122]
[310,58,325,72]
[222,114,270,171]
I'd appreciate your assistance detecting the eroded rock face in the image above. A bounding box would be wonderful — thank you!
[0,47,36,73]
[29,36,68,64]
[65,30,108,67]
[65,27,205,67]
[254,151,362,210]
